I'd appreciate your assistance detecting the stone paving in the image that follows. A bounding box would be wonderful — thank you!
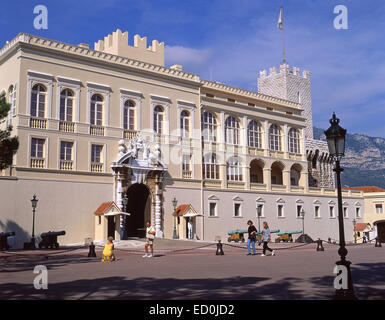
[0,240,384,300]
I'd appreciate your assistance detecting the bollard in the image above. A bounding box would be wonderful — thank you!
[88,242,97,257]
[316,238,324,251]
[375,237,382,248]
[216,240,224,255]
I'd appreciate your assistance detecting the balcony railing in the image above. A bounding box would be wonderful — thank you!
[30,117,47,129]
[91,162,103,172]
[182,171,192,179]
[90,125,105,136]
[60,160,73,170]
[123,130,138,140]
[30,157,45,168]
[59,121,75,133]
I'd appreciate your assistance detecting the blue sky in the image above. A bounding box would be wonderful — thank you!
[1,0,385,138]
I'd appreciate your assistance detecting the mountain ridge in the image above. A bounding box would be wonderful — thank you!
[313,128,385,188]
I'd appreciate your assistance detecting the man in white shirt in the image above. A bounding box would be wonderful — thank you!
[143,221,156,258]
[187,219,193,239]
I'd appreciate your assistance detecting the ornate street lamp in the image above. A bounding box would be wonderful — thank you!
[172,197,178,239]
[257,205,262,231]
[353,219,357,244]
[324,113,356,300]
[30,194,38,249]
[301,208,306,243]
[122,194,128,239]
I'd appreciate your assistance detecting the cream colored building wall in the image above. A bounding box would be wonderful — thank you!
[0,177,112,248]
[363,192,385,226]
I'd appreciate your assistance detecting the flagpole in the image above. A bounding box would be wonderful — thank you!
[281,6,286,64]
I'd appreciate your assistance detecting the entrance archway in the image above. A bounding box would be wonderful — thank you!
[125,183,151,238]
[375,221,385,242]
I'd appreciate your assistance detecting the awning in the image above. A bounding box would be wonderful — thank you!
[104,211,131,216]
[183,212,201,217]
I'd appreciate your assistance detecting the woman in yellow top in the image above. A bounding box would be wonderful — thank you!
[101,236,116,262]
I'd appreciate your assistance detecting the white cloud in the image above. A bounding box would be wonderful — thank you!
[165,45,212,69]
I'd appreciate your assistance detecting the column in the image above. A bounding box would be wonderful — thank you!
[264,120,269,156]
[116,171,125,240]
[302,171,309,193]
[220,163,227,189]
[220,111,225,151]
[242,116,248,154]
[263,168,272,191]
[244,165,250,190]
[283,124,289,158]
[301,128,306,161]
[283,169,291,192]
[154,174,164,237]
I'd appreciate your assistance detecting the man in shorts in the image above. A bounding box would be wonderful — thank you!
[143,221,156,258]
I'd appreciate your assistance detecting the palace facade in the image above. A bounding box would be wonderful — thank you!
[0,30,363,248]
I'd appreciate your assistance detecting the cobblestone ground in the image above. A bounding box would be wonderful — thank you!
[0,240,384,300]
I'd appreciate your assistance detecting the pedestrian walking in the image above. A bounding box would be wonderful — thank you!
[143,221,156,258]
[246,220,257,255]
[101,236,116,262]
[260,221,275,256]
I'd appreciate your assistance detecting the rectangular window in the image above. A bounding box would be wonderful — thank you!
[296,205,303,218]
[278,205,284,217]
[234,203,241,217]
[375,204,383,214]
[343,207,348,218]
[60,141,73,161]
[209,202,217,217]
[329,206,335,218]
[257,204,263,217]
[31,138,45,158]
[182,154,191,172]
[91,145,103,163]
[315,206,320,218]
[355,207,361,218]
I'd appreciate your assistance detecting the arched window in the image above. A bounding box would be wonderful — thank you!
[269,124,281,151]
[227,157,242,181]
[90,94,103,126]
[202,154,219,180]
[201,111,217,142]
[180,110,190,138]
[153,105,164,134]
[8,85,16,117]
[31,84,46,118]
[248,120,262,148]
[123,100,135,130]
[288,128,300,154]
[60,89,74,122]
[225,116,240,144]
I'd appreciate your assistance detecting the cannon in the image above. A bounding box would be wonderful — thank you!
[38,231,66,249]
[255,229,280,243]
[227,230,248,243]
[227,229,280,243]
[275,230,302,243]
[0,231,15,250]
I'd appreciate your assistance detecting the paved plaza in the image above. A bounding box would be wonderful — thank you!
[0,239,384,300]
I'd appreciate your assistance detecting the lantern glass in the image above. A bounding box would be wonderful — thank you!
[31,195,38,209]
[172,197,178,209]
[336,135,346,157]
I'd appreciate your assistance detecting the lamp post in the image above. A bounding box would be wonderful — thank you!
[353,219,357,244]
[122,194,128,240]
[324,113,356,300]
[172,197,178,239]
[30,194,38,249]
[301,208,305,243]
[257,205,262,231]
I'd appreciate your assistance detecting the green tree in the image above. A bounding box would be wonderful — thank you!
[0,93,19,170]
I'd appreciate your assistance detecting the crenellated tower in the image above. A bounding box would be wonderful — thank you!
[258,64,334,189]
